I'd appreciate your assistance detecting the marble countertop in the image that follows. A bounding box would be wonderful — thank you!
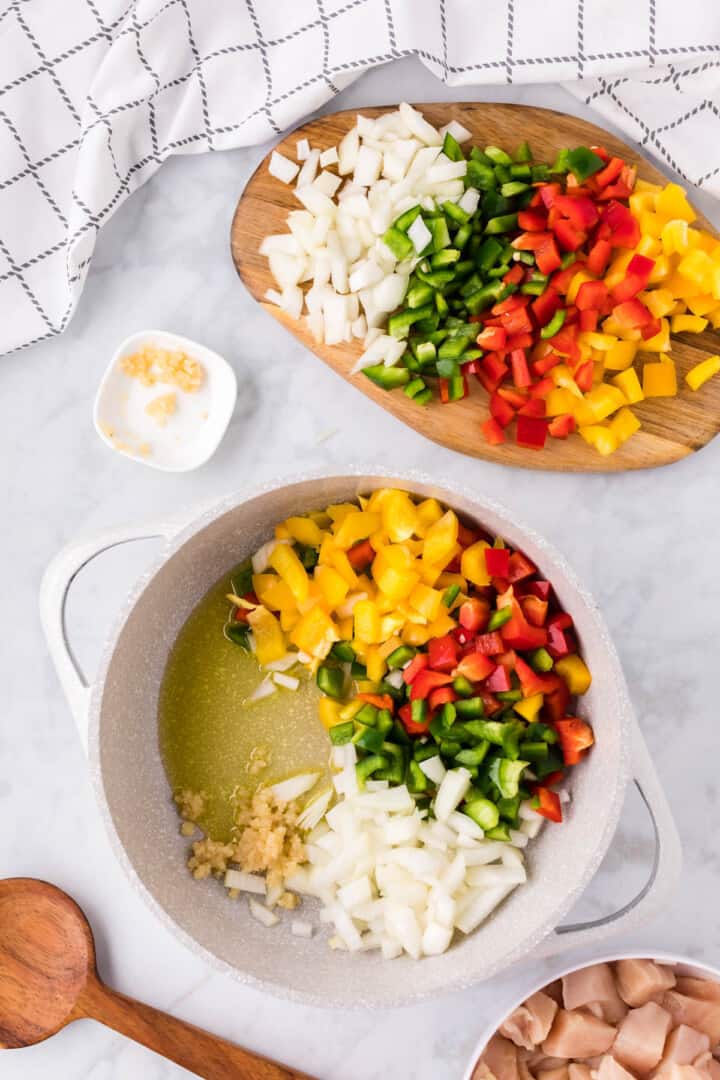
[3,56,720,1080]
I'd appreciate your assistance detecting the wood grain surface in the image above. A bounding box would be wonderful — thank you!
[231,102,720,472]
[0,878,315,1080]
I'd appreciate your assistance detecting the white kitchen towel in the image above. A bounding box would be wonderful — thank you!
[1,0,719,356]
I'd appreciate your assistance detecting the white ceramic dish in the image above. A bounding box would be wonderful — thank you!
[39,468,681,1008]
[93,329,237,472]
[462,951,720,1079]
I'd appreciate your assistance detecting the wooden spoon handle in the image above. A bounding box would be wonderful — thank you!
[78,976,317,1080]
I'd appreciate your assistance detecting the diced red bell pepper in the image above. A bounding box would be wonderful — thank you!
[612,298,653,329]
[485,663,512,692]
[483,352,510,383]
[427,634,460,673]
[539,182,561,209]
[503,263,525,285]
[402,653,430,685]
[399,703,431,736]
[517,209,548,232]
[476,326,508,351]
[357,692,395,712]
[490,391,516,428]
[506,551,536,583]
[532,786,563,823]
[520,594,548,627]
[506,331,534,351]
[531,287,561,328]
[576,280,609,311]
[574,359,594,393]
[479,689,502,715]
[439,377,450,404]
[601,200,641,249]
[455,652,495,683]
[554,217,586,252]
[453,625,475,647]
[535,235,562,275]
[481,416,506,445]
[542,770,566,788]
[548,413,576,439]
[550,611,573,630]
[590,144,610,162]
[480,548,507,580]
[554,194,599,230]
[532,351,562,376]
[579,309,599,332]
[611,254,655,303]
[497,385,529,408]
[594,156,624,188]
[554,717,595,765]
[547,324,580,362]
[444,553,462,574]
[409,668,455,701]
[510,349,532,389]
[233,591,259,623]
[550,263,583,296]
[475,631,505,655]
[347,538,375,571]
[457,523,481,547]
[529,376,555,398]
[428,686,459,711]
[514,655,554,697]
[512,230,552,252]
[501,308,534,337]
[547,621,573,658]
[500,602,548,650]
[586,238,612,277]
[641,316,662,340]
[518,398,546,418]
[516,415,548,450]
[476,369,502,396]
[459,598,490,633]
[493,293,530,316]
[543,679,570,724]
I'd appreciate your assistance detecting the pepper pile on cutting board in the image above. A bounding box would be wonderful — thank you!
[363,139,720,456]
[228,489,594,832]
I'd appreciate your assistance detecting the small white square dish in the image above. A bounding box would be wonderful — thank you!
[93,329,237,472]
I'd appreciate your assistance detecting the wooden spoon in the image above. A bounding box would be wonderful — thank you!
[231,102,720,472]
[0,878,315,1080]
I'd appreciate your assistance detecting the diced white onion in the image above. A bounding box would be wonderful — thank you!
[296,138,310,160]
[249,676,276,702]
[320,146,339,167]
[224,870,266,895]
[269,151,299,184]
[297,148,320,188]
[459,187,481,216]
[272,671,299,691]
[418,755,447,786]
[249,898,279,927]
[268,772,321,802]
[291,920,314,938]
[399,102,442,146]
[407,215,432,254]
[314,170,342,198]
[439,119,472,143]
[434,768,472,822]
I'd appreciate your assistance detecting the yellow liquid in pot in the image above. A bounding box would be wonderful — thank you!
[159,564,330,840]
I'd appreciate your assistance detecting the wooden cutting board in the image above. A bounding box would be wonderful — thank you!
[231,103,720,472]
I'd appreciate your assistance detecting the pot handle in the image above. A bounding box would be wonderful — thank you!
[534,718,682,958]
[39,516,187,751]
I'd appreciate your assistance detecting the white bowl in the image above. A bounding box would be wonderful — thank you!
[462,951,720,1079]
[93,330,237,472]
[40,469,681,1007]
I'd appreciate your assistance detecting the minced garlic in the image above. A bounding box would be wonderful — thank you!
[120,344,205,393]
[145,392,177,426]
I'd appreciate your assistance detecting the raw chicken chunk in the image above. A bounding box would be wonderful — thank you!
[478,1034,520,1080]
[662,993,720,1045]
[501,993,559,1051]
[542,1010,616,1059]
[613,1002,672,1074]
[535,1067,569,1080]
[563,965,621,1013]
[615,960,676,1007]
[656,1024,711,1071]
[568,1066,593,1080]
[596,1056,638,1080]
[661,1068,710,1080]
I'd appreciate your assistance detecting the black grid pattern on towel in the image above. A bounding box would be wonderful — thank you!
[0,0,719,354]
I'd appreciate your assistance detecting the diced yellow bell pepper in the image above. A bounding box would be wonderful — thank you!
[514,693,544,723]
[378,634,402,660]
[643,358,677,397]
[327,503,359,525]
[461,540,491,587]
[661,219,690,256]
[686,296,719,317]
[642,318,671,353]
[318,535,336,566]
[333,511,381,549]
[584,383,627,422]
[339,699,363,722]
[419,560,446,588]
[424,611,457,639]
[414,498,444,535]
[611,368,644,405]
[366,488,394,512]
[643,289,675,319]
[337,615,353,640]
[664,271,704,300]
[671,313,709,334]
[290,605,338,658]
[572,398,598,428]
[603,340,637,371]
[436,571,467,592]
[329,549,359,588]
[253,573,297,613]
[708,306,720,329]
[353,599,382,644]
[409,583,443,622]
[314,565,349,609]
[372,545,419,602]
[647,254,671,284]
[640,211,669,239]
[269,543,309,603]
[365,645,387,683]
[274,523,291,540]
[280,609,299,633]
[635,179,662,194]
[422,510,459,568]
[282,516,323,547]
[247,606,286,665]
[685,354,720,391]
[379,612,405,639]
[635,234,662,258]
[629,191,658,216]
[554,654,593,694]
[656,182,696,223]
[319,697,344,731]
[380,490,419,542]
[567,270,594,304]
[545,388,581,416]
[551,365,582,397]
[609,407,642,446]
[677,249,714,288]
[578,424,619,456]
[578,331,617,352]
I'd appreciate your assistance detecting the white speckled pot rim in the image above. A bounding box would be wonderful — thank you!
[74,465,655,1009]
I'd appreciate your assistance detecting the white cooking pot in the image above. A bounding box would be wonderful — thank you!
[462,952,720,1079]
[40,469,681,1008]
